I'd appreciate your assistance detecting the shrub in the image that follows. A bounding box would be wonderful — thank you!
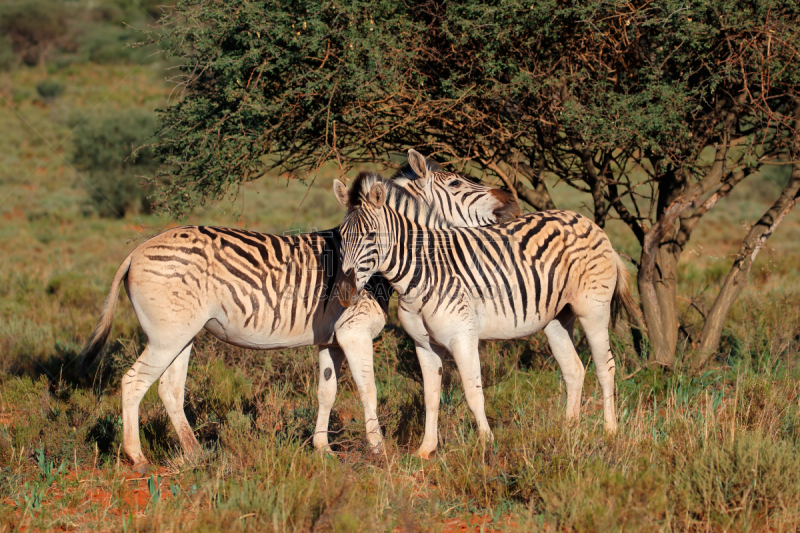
[71,109,159,217]
[0,0,75,66]
[0,34,15,71]
[78,24,157,65]
[35,79,64,101]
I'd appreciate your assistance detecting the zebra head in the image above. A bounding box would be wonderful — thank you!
[335,181,392,307]
[394,149,520,226]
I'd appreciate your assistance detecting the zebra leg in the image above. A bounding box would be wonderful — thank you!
[544,308,586,421]
[121,342,186,473]
[158,343,201,457]
[414,343,446,459]
[313,345,346,452]
[449,338,493,442]
[335,331,384,452]
[578,311,617,432]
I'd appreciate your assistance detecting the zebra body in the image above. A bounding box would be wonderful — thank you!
[335,175,639,458]
[119,228,387,349]
[80,150,519,472]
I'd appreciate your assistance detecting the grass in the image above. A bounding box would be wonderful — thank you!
[1,37,800,532]
[2,341,800,531]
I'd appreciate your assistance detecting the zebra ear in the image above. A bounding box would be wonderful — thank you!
[408,149,432,194]
[333,179,349,208]
[368,183,386,208]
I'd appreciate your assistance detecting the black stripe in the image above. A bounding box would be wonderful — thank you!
[545,246,567,313]
[213,274,245,313]
[146,254,191,266]
[197,226,218,240]
[220,238,260,269]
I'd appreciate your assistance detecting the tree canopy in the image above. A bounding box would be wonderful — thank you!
[150,0,800,367]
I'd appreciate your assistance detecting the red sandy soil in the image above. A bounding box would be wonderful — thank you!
[3,466,177,532]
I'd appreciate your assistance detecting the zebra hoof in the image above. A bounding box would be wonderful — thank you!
[415,448,436,460]
[315,445,336,458]
[132,462,150,474]
[368,442,385,456]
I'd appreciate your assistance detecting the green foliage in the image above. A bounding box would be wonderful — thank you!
[0,34,15,71]
[147,474,162,504]
[15,482,46,515]
[152,0,800,218]
[71,109,159,217]
[35,446,66,486]
[35,79,64,100]
[78,24,158,65]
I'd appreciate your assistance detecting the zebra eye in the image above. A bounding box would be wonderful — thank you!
[448,179,462,187]
[366,232,376,240]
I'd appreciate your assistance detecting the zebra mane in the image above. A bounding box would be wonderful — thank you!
[345,155,444,208]
[390,158,443,182]
[346,171,447,225]
[347,171,412,209]
[347,154,444,206]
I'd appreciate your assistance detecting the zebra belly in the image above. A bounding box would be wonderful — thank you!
[416,296,553,346]
[475,306,552,341]
[202,291,383,349]
[203,317,323,349]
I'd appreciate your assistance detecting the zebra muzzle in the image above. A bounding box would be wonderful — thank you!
[491,190,522,222]
[336,268,360,308]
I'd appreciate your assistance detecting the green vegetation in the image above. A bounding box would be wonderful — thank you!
[1,0,800,531]
[71,109,160,217]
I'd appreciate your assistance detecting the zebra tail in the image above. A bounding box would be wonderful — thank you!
[79,254,133,372]
[611,251,642,328]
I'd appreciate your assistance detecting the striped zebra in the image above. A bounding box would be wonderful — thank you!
[333,174,639,459]
[79,150,520,473]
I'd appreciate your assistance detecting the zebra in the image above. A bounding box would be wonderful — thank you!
[333,174,640,459]
[79,150,520,473]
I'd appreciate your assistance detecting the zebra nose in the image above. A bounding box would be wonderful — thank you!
[494,202,521,223]
[336,268,359,308]
[491,190,521,222]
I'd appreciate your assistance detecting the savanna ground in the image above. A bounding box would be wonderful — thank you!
[2,48,800,533]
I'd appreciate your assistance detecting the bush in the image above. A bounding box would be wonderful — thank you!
[35,79,64,101]
[78,24,157,65]
[0,34,15,71]
[0,0,75,66]
[71,109,159,217]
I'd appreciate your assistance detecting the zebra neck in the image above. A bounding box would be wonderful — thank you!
[379,219,463,298]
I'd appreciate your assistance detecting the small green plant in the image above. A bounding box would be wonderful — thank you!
[15,482,46,515]
[121,513,134,532]
[148,474,162,505]
[36,447,66,486]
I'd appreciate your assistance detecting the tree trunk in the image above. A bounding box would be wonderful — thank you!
[693,161,800,369]
[636,172,688,366]
[638,243,681,365]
